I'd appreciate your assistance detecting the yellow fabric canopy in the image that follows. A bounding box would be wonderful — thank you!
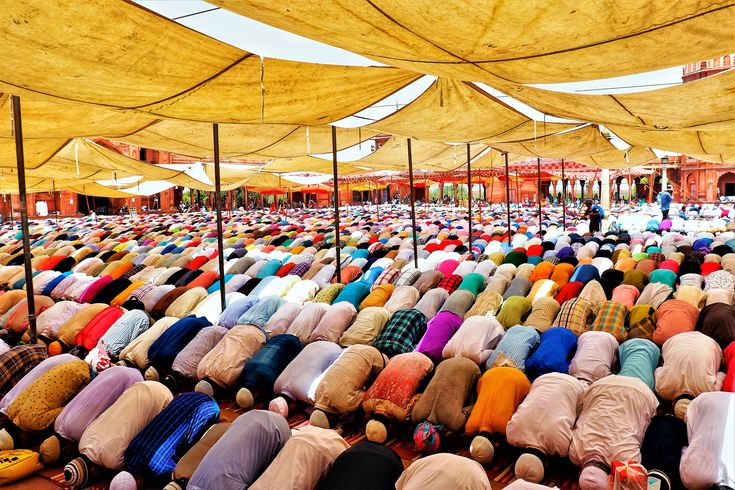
[367,79,528,142]
[490,68,735,131]
[471,149,526,169]
[0,93,155,139]
[1,0,419,125]
[608,124,735,155]
[210,0,735,83]
[491,125,615,160]
[0,138,250,193]
[576,146,658,169]
[115,120,379,159]
[480,121,582,145]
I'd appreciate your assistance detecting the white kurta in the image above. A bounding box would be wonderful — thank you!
[569,375,657,468]
[654,331,725,401]
[507,373,587,457]
[680,392,735,489]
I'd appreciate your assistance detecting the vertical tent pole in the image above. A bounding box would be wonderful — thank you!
[375,181,380,221]
[212,123,227,310]
[466,143,473,253]
[52,179,59,227]
[561,159,567,231]
[331,126,342,283]
[11,96,36,344]
[407,139,418,269]
[504,151,512,247]
[8,195,14,230]
[537,158,542,231]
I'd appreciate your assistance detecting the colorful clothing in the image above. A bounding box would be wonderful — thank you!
[373,309,428,357]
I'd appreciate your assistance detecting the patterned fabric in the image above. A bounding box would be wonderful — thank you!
[0,345,47,399]
[371,268,401,290]
[485,325,540,372]
[125,392,220,477]
[554,298,595,336]
[373,309,428,357]
[395,268,421,287]
[290,262,312,277]
[628,305,657,340]
[590,300,629,342]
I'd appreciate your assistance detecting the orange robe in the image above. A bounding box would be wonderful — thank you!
[465,366,530,435]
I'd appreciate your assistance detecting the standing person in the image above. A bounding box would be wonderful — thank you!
[584,200,602,234]
[658,186,672,220]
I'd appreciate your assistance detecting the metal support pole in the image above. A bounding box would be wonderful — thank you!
[11,96,36,343]
[537,158,543,232]
[52,180,59,227]
[466,143,473,253]
[504,152,512,247]
[561,159,567,230]
[331,126,342,283]
[407,139,419,268]
[212,124,226,310]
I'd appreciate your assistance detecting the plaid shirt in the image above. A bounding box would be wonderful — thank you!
[395,268,421,287]
[373,309,428,357]
[371,268,401,291]
[290,262,312,277]
[554,298,595,336]
[125,392,220,477]
[590,300,629,342]
[438,274,463,294]
[0,345,47,399]
[627,304,656,340]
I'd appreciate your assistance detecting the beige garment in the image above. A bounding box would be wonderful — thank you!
[264,302,303,336]
[313,344,386,414]
[338,307,390,347]
[485,275,510,295]
[464,290,503,319]
[395,453,491,490]
[119,317,179,368]
[578,280,606,308]
[442,315,504,365]
[568,375,657,468]
[197,324,266,387]
[706,287,734,306]
[654,331,725,401]
[524,297,561,332]
[165,287,209,318]
[507,373,587,457]
[516,263,536,282]
[250,426,349,490]
[79,381,173,470]
[383,286,420,314]
[673,285,707,309]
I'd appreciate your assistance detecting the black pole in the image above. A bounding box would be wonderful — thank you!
[407,139,418,268]
[331,126,342,283]
[536,158,542,232]
[466,143,473,254]
[11,96,36,344]
[561,158,567,231]
[52,179,59,227]
[212,124,226,310]
[504,151,511,247]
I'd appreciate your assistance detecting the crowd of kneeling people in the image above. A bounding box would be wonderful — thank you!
[0,210,732,489]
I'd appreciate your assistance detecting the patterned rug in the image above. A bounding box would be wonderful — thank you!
[26,401,580,490]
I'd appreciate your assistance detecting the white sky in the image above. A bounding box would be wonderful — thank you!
[136,0,685,160]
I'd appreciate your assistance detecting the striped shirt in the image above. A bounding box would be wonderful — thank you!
[125,391,220,477]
